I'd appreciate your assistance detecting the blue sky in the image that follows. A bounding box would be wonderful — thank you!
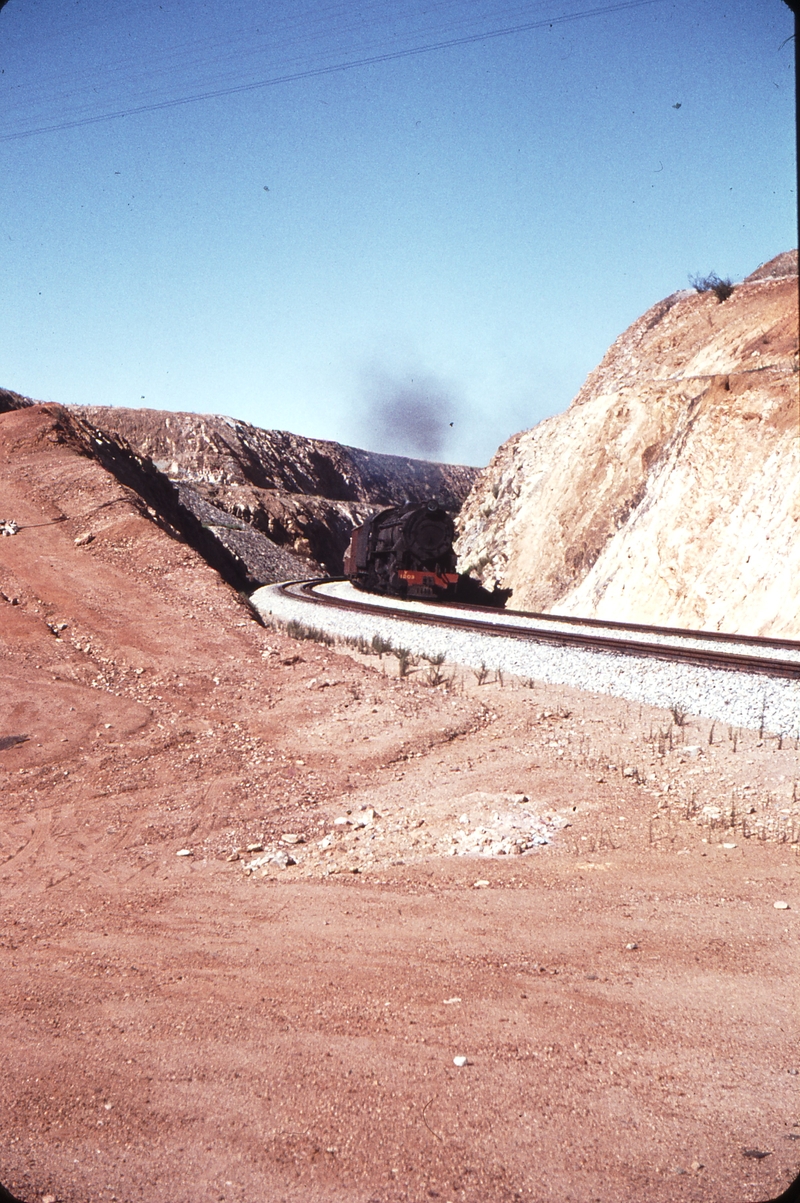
[0,0,795,465]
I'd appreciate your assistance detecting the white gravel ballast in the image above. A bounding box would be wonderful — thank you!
[251,581,800,738]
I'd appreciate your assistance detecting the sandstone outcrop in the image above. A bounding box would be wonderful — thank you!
[456,251,799,637]
[75,407,478,573]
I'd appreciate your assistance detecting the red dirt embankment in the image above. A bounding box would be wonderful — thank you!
[1,405,798,1203]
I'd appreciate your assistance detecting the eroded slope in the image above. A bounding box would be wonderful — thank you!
[76,406,479,573]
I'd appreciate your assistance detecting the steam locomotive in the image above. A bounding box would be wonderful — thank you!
[343,500,459,600]
[343,500,510,606]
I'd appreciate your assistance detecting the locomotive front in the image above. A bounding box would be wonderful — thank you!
[343,500,459,600]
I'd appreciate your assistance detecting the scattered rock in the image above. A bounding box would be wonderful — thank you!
[443,997,462,1005]
[460,790,528,808]
[246,843,264,853]
[270,850,295,868]
[350,809,374,828]
[448,810,552,858]
[281,833,304,844]
[0,734,29,752]
[473,880,490,889]
[453,1056,468,1067]
[176,848,193,857]
[74,531,94,546]
[625,942,639,950]
[773,901,790,910]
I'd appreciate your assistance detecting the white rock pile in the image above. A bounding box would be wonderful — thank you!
[444,804,569,857]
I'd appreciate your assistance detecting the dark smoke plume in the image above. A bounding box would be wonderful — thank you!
[360,369,459,459]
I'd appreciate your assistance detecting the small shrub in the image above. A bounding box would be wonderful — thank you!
[670,703,688,727]
[371,633,393,657]
[285,619,334,646]
[689,272,734,302]
[473,662,490,686]
[394,647,415,678]
[758,695,767,739]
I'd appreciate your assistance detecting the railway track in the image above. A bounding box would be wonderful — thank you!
[250,578,800,735]
[291,579,800,679]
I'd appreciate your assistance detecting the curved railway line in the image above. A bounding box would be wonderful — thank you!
[250,578,800,736]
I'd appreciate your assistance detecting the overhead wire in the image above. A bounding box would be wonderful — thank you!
[0,0,665,141]
[0,0,610,123]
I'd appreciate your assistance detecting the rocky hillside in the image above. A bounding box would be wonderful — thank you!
[74,407,478,574]
[0,386,38,413]
[456,251,799,637]
[0,402,312,591]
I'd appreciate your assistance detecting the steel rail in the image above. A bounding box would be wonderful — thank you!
[276,579,800,681]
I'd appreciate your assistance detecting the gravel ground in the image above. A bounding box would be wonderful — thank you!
[251,582,800,737]
[315,582,800,664]
[3,404,799,1203]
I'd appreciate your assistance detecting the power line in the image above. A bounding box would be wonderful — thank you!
[0,0,663,142]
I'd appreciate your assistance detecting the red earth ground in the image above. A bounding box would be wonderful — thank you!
[1,405,798,1203]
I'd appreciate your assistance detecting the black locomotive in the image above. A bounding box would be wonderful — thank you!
[343,500,459,600]
[343,500,510,606]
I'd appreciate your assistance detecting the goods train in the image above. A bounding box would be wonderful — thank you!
[343,500,509,606]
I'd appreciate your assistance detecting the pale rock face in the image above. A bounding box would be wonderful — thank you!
[456,253,799,637]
